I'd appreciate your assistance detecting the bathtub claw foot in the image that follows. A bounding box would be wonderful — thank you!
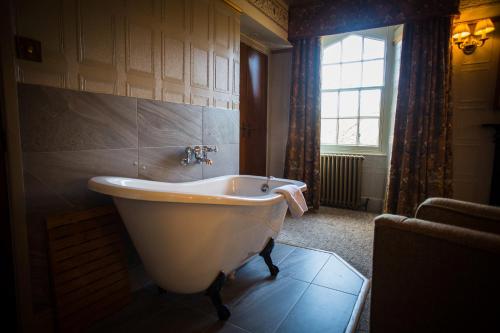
[206,272,231,321]
[259,238,279,277]
[217,305,231,321]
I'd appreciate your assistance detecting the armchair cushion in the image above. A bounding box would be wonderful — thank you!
[416,197,500,234]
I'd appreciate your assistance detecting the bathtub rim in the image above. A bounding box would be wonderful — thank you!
[88,175,307,206]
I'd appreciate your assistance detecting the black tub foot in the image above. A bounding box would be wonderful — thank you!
[206,272,231,321]
[259,238,279,276]
[157,286,166,295]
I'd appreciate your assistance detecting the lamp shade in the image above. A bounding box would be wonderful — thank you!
[474,18,495,36]
[453,23,471,39]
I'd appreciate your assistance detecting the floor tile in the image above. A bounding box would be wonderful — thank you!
[176,275,309,332]
[313,254,364,295]
[203,320,250,333]
[276,284,358,333]
[86,287,173,332]
[233,243,294,280]
[132,303,218,333]
[271,243,296,264]
[277,247,330,283]
[227,277,309,333]
[87,244,368,333]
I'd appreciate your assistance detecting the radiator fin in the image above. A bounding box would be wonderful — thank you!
[320,154,364,209]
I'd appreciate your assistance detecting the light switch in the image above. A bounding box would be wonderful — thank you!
[15,36,42,62]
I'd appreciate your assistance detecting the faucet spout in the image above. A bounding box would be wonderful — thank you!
[181,145,217,166]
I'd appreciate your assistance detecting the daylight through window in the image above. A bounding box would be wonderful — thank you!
[321,34,386,148]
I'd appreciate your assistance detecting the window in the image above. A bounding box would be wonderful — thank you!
[321,31,390,153]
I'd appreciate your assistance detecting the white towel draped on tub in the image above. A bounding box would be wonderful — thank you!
[273,185,308,217]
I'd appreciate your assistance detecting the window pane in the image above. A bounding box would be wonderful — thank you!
[323,41,341,64]
[360,89,381,116]
[338,118,358,145]
[359,118,379,146]
[322,64,341,89]
[341,35,362,62]
[340,62,362,88]
[321,92,338,118]
[362,60,384,87]
[321,119,338,144]
[339,90,359,118]
[363,38,385,60]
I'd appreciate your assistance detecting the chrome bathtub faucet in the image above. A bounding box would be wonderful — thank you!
[261,176,274,193]
[181,145,218,166]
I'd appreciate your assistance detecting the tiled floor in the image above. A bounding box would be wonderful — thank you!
[87,243,369,333]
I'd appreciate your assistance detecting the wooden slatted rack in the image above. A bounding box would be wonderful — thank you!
[46,206,130,333]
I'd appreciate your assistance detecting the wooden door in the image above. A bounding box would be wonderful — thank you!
[239,43,268,176]
[0,53,16,331]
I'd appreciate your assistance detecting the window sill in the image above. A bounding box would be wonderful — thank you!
[320,145,388,157]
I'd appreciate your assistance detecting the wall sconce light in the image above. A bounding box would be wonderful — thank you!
[453,18,495,55]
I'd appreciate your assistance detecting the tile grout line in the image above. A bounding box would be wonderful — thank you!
[282,245,364,296]
[278,240,368,282]
[271,250,331,333]
[276,247,296,265]
[308,281,361,297]
[23,147,139,154]
[169,247,302,333]
[24,170,76,209]
[310,253,332,284]
[285,272,362,297]
[271,281,312,333]
[202,106,205,179]
[273,252,365,333]
[330,251,368,282]
[136,98,140,177]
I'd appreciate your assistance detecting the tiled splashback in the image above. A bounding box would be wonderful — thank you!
[18,83,239,314]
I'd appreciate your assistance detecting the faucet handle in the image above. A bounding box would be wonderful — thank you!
[204,145,218,152]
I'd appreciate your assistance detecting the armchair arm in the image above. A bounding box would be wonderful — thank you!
[415,197,500,235]
[371,214,500,333]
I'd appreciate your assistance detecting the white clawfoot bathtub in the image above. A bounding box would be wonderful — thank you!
[88,175,306,296]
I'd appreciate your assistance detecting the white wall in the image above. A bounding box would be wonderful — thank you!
[360,155,388,212]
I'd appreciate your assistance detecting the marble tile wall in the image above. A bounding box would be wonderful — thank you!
[17,83,239,316]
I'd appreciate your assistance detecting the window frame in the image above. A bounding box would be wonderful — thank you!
[320,26,398,156]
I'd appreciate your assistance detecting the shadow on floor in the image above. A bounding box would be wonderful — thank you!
[87,243,369,333]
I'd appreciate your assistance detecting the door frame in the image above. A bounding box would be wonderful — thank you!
[0,0,33,330]
[240,33,271,176]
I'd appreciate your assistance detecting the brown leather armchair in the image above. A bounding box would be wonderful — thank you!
[370,198,500,333]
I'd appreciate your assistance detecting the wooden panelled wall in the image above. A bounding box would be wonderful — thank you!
[452,14,500,203]
[14,0,240,110]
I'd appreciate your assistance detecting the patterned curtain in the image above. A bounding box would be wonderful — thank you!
[385,16,454,216]
[285,37,321,209]
[289,0,460,39]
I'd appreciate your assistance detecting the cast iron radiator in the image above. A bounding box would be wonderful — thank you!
[320,154,364,209]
